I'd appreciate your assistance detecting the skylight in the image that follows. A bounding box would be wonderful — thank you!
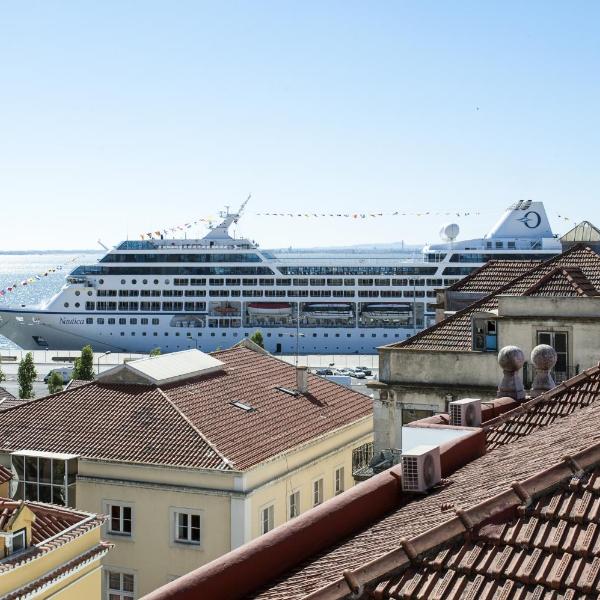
[275,387,299,397]
[231,401,255,412]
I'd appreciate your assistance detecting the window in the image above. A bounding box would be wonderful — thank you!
[106,571,134,600]
[174,511,201,545]
[289,491,300,519]
[473,319,497,352]
[537,331,569,378]
[11,453,77,506]
[335,467,345,495]
[313,478,324,506]
[261,505,274,534]
[8,529,26,554]
[108,503,132,536]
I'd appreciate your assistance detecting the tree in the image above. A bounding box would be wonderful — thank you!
[72,345,95,380]
[250,330,264,348]
[18,352,37,399]
[149,347,161,357]
[0,364,5,384]
[47,371,64,394]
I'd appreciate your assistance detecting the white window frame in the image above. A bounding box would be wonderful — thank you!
[260,504,274,534]
[105,500,134,538]
[105,569,135,600]
[334,466,345,495]
[289,490,300,519]
[312,477,324,507]
[168,507,203,550]
[173,510,202,545]
[104,501,134,539]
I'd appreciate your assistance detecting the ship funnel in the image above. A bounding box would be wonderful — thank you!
[485,201,554,240]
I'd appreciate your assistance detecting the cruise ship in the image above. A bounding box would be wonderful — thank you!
[0,200,561,354]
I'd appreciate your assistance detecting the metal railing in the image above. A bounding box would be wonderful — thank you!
[352,442,374,475]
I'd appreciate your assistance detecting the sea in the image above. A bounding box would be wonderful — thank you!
[0,253,103,349]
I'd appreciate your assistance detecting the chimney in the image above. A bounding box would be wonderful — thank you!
[497,345,525,401]
[296,366,308,394]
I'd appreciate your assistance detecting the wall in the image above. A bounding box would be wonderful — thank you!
[380,348,499,387]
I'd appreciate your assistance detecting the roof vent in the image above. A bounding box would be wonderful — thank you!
[401,445,441,493]
[449,398,482,427]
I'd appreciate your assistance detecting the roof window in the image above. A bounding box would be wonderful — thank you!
[231,401,255,412]
[276,386,299,397]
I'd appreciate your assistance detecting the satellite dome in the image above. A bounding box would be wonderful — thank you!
[440,223,460,242]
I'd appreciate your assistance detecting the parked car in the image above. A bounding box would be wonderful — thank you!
[352,371,367,379]
[315,368,334,376]
[44,367,74,384]
[355,366,372,376]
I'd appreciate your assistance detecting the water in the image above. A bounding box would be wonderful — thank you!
[0,253,103,349]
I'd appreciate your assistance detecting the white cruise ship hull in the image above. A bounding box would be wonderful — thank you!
[0,308,414,353]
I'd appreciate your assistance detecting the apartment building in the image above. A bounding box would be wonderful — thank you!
[372,245,600,425]
[0,342,372,597]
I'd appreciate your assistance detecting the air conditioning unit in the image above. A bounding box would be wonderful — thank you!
[449,398,482,427]
[401,445,441,493]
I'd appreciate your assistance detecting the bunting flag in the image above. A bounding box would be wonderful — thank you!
[0,256,81,299]
[140,210,488,239]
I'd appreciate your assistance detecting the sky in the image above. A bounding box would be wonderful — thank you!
[1,1,600,250]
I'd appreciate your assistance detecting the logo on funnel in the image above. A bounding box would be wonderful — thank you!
[518,211,541,229]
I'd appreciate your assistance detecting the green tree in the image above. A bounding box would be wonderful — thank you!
[250,330,264,348]
[149,347,161,357]
[0,364,5,384]
[72,345,95,380]
[47,371,64,394]
[18,352,37,399]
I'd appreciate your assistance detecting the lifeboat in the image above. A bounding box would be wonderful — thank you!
[213,303,240,315]
[247,302,293,316]
[303,303,354,317]
[361,303,411,319]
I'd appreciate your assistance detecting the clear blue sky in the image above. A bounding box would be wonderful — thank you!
[1,1,599,250]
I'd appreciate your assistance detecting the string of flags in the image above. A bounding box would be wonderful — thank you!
[0,256,80,298]
[140,210,583,240]
[141,217,216,240]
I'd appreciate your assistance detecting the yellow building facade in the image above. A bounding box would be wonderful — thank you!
[0,498,110,599]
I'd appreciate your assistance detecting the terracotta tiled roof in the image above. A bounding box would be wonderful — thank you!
[485,366,600,450]
[0,386,27,412]
[390,245,600,352]
[445,259,542,293]
[251,373,600,599]
[522,266,600,297]
[0,499,107,574]
[0,464,12,483]
[351,446,600,599]
[4,542,111,600]
[0,347,372,470]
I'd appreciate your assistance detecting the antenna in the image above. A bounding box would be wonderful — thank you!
[97,239,109,251]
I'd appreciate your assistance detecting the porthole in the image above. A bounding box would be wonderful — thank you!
[64,302,69,308]
[165,279,170,285]
[121,279,126,285]
[99,279,104,285]
[154,279,159,285]
[75,291,80,296]
[87,291,92,296]
[132,279,137,285]
[75,302,80,308]
[143,279,148,285]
